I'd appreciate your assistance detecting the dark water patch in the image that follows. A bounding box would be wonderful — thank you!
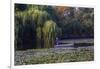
[74,43,94,46]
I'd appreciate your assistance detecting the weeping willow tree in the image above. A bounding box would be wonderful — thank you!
[15,10,37,50]
[33,10,50,48]
[15,4,62,50]
[42,20,57,48]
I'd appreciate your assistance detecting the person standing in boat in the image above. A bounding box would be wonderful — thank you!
[56,37,59,45]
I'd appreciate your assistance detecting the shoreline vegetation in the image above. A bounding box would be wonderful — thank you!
[15,45,94,65]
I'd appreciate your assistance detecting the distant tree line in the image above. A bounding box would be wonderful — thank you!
[55,6,94,39]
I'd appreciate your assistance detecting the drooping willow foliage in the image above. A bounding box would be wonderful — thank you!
[15,4,61,50]
[43,20,57,48]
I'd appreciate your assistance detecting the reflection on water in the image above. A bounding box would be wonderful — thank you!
[55,42,93,49]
